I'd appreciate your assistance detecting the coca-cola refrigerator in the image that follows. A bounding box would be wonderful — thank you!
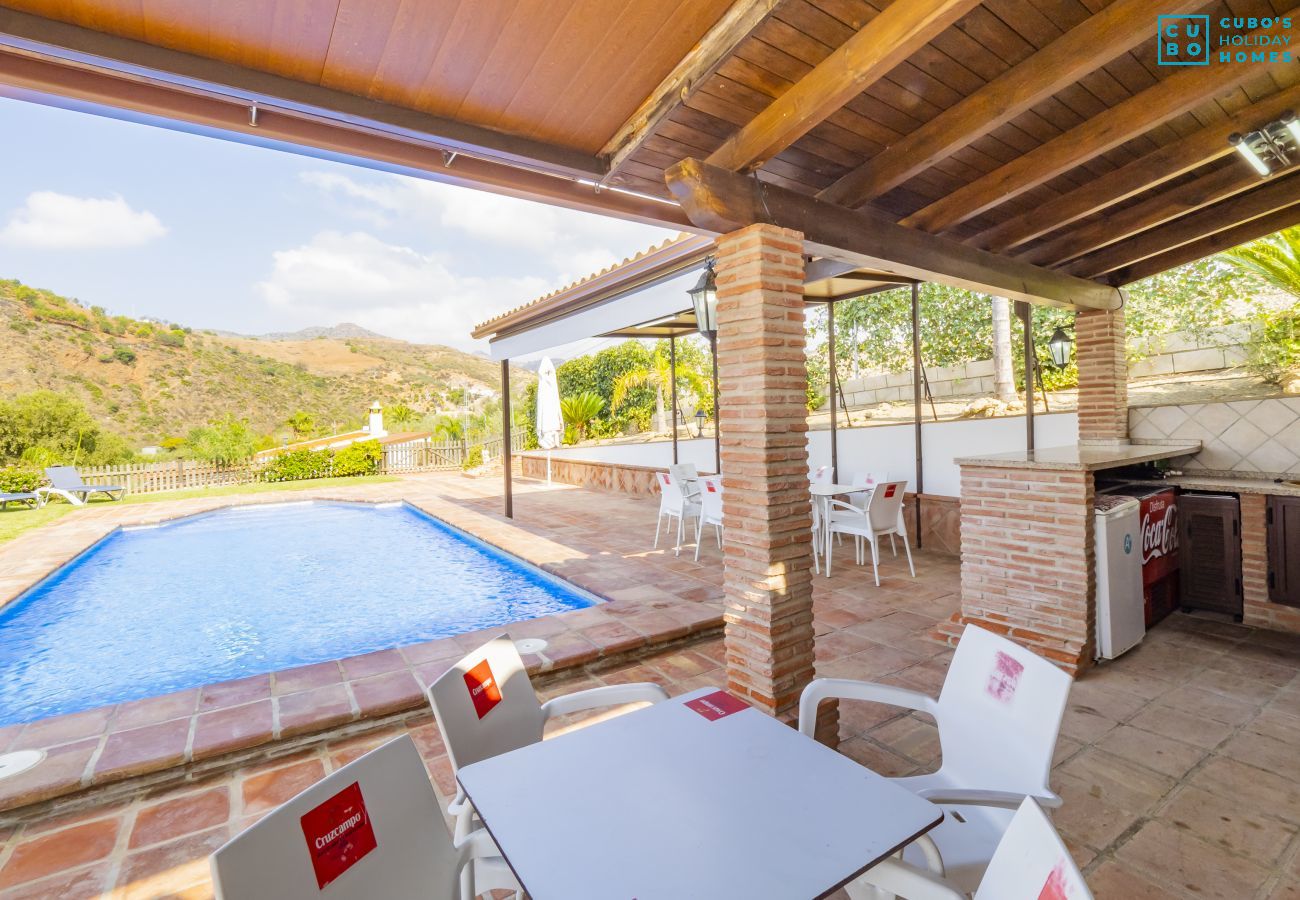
[1102,483,1180,627]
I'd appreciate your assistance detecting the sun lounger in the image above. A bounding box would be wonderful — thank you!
[39,466,125,506]
[0,492,40,510]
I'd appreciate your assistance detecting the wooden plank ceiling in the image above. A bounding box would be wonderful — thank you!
[2,0,1299,293]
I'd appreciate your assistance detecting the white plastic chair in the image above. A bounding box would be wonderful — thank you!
[853,797,1092,900]
[799,625,1072,895]
[428,634,669,844]
[847,470,887,511]
[811,464,833,486]
[654,470,701,555]
[825,480,914,584]
[209,734,516,900]
[694,475,723,560]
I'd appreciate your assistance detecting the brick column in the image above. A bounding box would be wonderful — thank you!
[1242,493,1300,633]
[1075,307,1128,445]
[935,464,1095,675]
[714,224,835,743]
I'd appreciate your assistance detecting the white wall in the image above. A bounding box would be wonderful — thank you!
[532,412,1079,498]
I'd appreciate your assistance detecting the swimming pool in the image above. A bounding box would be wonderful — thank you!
[0,502,596,726]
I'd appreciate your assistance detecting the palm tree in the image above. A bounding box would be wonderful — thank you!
[560,392,605,443]
[1220,226,1300,300]
[611,347,708,434]
[286,410,315,439]
[387,403,417,427]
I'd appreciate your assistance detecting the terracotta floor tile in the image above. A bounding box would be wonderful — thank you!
[12,706,113,751]
[240,758,326,817]
[1058,748,1176,815]
[339,648,407,681]
[0,737,99,809]
[1096,724,1208,780]
[199,675,271,710]
[1218,731,1300,781]
[1051,772,1140,852]
[0,818,119,888]
[0,861,114,900]
[93,717,191,782]
[1085,860,1187,900]
[116,826,230,899]
[1127,704,1235,750]
[130,785,231,849]
[1116,820,1270,900]
[1158,785,1298,867]
[190,700,274,762]
[350,670,424,717]
[271,661,342,695]
[277,684,354,739]
[112,689,199,731]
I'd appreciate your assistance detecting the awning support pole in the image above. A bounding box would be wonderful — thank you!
[710,335,721,474]
[501,359,513,519]
[669,334,679,465]
[827,301,838,481]
[911,282,923,549]
[1017,301,1036,453]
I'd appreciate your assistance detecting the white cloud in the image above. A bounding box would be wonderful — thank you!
[0,191,166,249]
[257,230,548,351]
[277,171,682,350]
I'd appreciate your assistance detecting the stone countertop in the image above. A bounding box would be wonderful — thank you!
[954,441,1202,472]
[1168,474,1300,497]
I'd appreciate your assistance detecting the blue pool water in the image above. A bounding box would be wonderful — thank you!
[0,502,595,726]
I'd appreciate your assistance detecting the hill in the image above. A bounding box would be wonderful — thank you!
[232,323,395,342]
[0,279,530,445]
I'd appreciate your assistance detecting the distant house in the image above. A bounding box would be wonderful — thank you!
[254,402,432,460]
[140,445,163,456]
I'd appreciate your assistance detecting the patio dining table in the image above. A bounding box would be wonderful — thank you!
[456,686,943,899]
[811,482,867,575]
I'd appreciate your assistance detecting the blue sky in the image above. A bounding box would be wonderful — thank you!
[0,96,678,352]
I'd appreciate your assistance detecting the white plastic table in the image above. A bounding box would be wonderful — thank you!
[811,482,860,575]
[457,686,943,899]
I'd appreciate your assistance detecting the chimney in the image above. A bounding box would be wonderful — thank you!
[368,401,387,439]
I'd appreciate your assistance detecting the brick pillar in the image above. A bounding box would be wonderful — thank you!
[714,224,836,744]
[1242,493,1300,633]
[1075,307,1128,445]
[934,464,1095,675]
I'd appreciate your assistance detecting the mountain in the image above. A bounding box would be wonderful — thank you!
[238,323,396,342]
[0,279,533,445]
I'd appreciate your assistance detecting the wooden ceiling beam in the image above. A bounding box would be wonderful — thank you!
[599,0,781,177]
[818,0,1207,209]
[901,12,1300,234]
[0,7,603,180]
[664,158,1122,310]
[1061,173,1300,278]
[704,0,981,174]
[1109,201,1300,284]
[1021,161,1268,267]
[970,81,1300,252]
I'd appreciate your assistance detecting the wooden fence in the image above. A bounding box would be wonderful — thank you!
[74,433,527,495]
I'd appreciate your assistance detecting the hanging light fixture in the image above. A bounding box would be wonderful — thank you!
[1229,132,1272,177]
[1047,326,1074,369]
[688,258,718,339]
[1227,111,1300,178]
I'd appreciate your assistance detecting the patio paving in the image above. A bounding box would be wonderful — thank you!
[0,475,1297,898]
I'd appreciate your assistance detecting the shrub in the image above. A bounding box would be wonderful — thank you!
[260,448,331,482]
[1246,308,1300,385]
[463,447,483,471]
[333,440,381,477]
[112,346,137,365]
[156,329,186,348]
[0,466,42,493]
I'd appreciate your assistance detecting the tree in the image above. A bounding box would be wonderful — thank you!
[1219,226,1300,300]
[387,403,417,427]
[611,346,708,434]
[990,296,1016,403]
[286,410,315,439]
[0,390,99,463]
[186,417,256,465]
[560,392,605,443]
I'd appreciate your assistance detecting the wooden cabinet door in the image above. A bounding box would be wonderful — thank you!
[1179,493,1242,617]
[1269,496,1300,608]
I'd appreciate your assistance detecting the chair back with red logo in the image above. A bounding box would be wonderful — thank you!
[975,797,1092,899]
[428,633,546,774]
[865,479,907,532]
[699,475,723,525]
[210,735,460,899]
[936,626,1071,804]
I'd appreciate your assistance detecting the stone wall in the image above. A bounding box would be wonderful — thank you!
[1241,493,1300,634]
[518,454,662,496]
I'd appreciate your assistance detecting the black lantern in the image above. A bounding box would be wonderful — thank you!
[694,408,707,437]
[688,258,718,339]
[1048,326,1073,369]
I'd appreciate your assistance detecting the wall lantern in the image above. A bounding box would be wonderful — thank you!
[688,258,718,339]
[1048,326,1074,369]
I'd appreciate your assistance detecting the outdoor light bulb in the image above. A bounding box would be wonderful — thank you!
[1286,118,1300,148]
[1230,133,1271,177]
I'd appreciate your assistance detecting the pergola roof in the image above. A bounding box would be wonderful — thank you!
[3,1,1298,308]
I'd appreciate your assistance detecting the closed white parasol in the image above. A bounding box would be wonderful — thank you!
[535,356,563,482]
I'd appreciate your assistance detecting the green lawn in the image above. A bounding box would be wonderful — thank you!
[0,474,400,546]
